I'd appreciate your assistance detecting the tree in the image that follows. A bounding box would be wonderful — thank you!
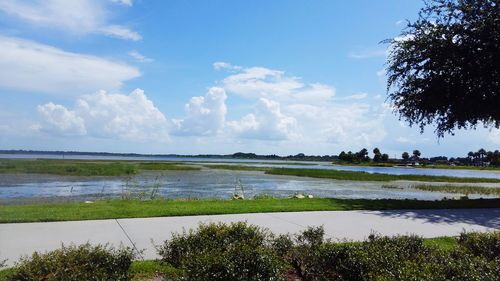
[478,148,487,161]
[373,148,382,162]
[338,151,347,161]
[467,151,474,160]
[385,0,500,137]
[357,148,370,162]
[381,153,389,162]
[402,152,410,161]
[413,149,421,160]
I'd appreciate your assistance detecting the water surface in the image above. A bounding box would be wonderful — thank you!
[0,170,496,202]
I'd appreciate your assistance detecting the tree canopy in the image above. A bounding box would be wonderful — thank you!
[386,0,500,137]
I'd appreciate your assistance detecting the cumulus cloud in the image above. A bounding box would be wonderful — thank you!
[172,87,227,136]
[38,89,168,141]
[228,98,297,140]
[220,65,335,104]
[0,0,140,40]
[287,102,387,147]
[0,35,140,95]
[38,103,87,136]
[213,63,385,145]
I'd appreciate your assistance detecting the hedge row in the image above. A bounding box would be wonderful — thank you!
[2,223,499,280]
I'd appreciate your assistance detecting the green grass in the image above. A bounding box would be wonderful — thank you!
[1,198,499,223]
[129,260,181,281]
[264,167,500,183]
[0,268,15,281]
[411,184,500,196]
[135,162,200,171]
[0,260,180,281]
[423,236,459,251]
[0,159,200,176]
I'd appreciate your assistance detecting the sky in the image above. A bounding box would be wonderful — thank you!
[0,0,498,158]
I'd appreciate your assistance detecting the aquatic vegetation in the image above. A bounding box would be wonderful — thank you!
[0,159,200,176]
[411,184,500,196]
[264,168,500,183]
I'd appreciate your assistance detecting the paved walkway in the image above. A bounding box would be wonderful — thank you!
[1,208,499,266]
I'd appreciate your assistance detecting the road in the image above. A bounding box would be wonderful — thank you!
[1,208,499,266]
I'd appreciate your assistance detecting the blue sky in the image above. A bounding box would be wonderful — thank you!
[0,0,498,157]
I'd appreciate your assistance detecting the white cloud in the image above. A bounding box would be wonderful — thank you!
[100,25,142,41]
[111,0,133,6]
[128,50,153,63]
[38,89,169,141]
[38,103,87,136]
[214,62,385,145]
[336,93,368,101]
[488,129,500,144]
[0,35,140,95]
[0,0,140,40]
[213,61,242,71]
[172,87,227,136]
[228,98,297,140]
[220,65,335,104]
[287,103,386,147]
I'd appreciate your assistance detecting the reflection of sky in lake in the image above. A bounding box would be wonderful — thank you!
[1,170,497,201]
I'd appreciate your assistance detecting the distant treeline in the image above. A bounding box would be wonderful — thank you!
[336,148,500,167]
[1,149,499,166]
[0,150,338,161]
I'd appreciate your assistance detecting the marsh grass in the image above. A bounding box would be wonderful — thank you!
[264,167,500,183]
[205,165,500,183]
[0,159,200,176]
[411,184,500,196]
[121,176,164,200]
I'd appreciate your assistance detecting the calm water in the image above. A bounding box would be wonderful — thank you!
[0,170,497,201]
[2,153,499,179]
[1,154,499,201]
[219,163,500,179]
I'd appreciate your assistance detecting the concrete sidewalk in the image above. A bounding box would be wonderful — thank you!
[1,208,499,266]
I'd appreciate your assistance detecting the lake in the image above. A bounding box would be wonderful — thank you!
[1,154,499,202]
[1,169,498,203]
[2,153,500,178]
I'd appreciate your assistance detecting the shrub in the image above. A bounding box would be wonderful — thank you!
[287,230,500,281]
[158,222,286,281]
[458,231,500,260]
[10,243,134,281]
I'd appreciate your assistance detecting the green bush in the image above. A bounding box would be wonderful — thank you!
[286,230,500,281]
[458,231,500,260]
[9,243,134,281]
[158,222,286,281]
